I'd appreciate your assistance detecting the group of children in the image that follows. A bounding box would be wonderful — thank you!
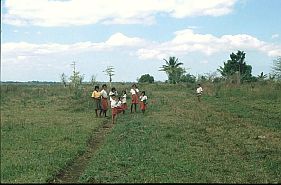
[91,83,148,124]
[92,83,203,124]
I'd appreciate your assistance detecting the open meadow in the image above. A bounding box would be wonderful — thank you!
[1,82,281,183]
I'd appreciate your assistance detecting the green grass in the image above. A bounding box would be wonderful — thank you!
[1,82,281,183]
[79,83,281,183]
[1,84,102,183]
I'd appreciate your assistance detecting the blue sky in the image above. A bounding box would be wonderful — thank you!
[1,0,281,82]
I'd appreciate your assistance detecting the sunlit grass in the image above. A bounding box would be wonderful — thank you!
[1,82,281,183]
[79,83,281,183]
[1,84,102,183]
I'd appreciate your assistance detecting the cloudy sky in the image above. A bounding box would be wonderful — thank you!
[1,0,281,82]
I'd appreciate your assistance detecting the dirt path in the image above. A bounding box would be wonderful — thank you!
[48,119,113,183]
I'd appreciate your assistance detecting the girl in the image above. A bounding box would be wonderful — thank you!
[100,84,109,117]
[121,90,128,114]
[117,96,124,114]
[110,94,123,124]
[109,87,118,102]
[139,91,148,114]
[91,85,102,117]
[130,84,139,113]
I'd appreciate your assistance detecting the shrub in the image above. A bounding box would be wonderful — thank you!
[138,74,154,83]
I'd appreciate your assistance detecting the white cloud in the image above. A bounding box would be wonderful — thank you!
[136,29,281,59]
[169,0,236,18]
[2,30,281,68]
[2,33,146,63]
[3,0,238,27]
[105,32,146,47]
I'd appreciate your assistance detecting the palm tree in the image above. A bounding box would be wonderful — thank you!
[257,72,267,80]
[159,56,183,84]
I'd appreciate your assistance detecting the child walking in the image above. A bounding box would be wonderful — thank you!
[100,84,109,117]
[91,85,102,117]
[196,84,203,102]
[139,91,148,114]
[130,84,139,113]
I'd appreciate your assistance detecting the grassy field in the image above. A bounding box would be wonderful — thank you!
[1,82,281,183]
[0,84,103,183]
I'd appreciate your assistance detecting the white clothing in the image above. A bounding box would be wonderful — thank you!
[117,100,122,107]
[140,95,148,102]
[109,91,118,101]
[110,99,118,108]
[130,88,139,95]
[121,94,127,104]
[196,87,203,94]
[100,89,108,98]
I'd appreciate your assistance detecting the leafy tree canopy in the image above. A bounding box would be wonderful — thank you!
[138,74,154,83]
[218,50,252,82]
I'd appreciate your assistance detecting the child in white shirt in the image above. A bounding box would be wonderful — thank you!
[196,84,203,102]
[139,91,148,114]
[121,90,127,114]
[130,84,139,113]
[100,84,109,117]
[109,87,118,102]
[117,97,122,107]
[110,94,123,124]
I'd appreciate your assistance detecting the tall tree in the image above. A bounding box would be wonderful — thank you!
[218,50,252,83]
[103,66,115,87]
[159,56,184,84]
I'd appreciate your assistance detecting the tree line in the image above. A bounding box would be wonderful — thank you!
[60,51,281,86]
[156,50,281,84]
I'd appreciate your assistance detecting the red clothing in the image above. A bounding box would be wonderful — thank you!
[112,107,117,116]
[117,106,123,113]
[140,102,147,110]
[112,106,123,116]
[131,94,139,104]
[121,103,128,110]
[101,98,108,110]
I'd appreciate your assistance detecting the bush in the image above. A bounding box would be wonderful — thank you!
[180,73,196,83]
[138,74,154,83]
